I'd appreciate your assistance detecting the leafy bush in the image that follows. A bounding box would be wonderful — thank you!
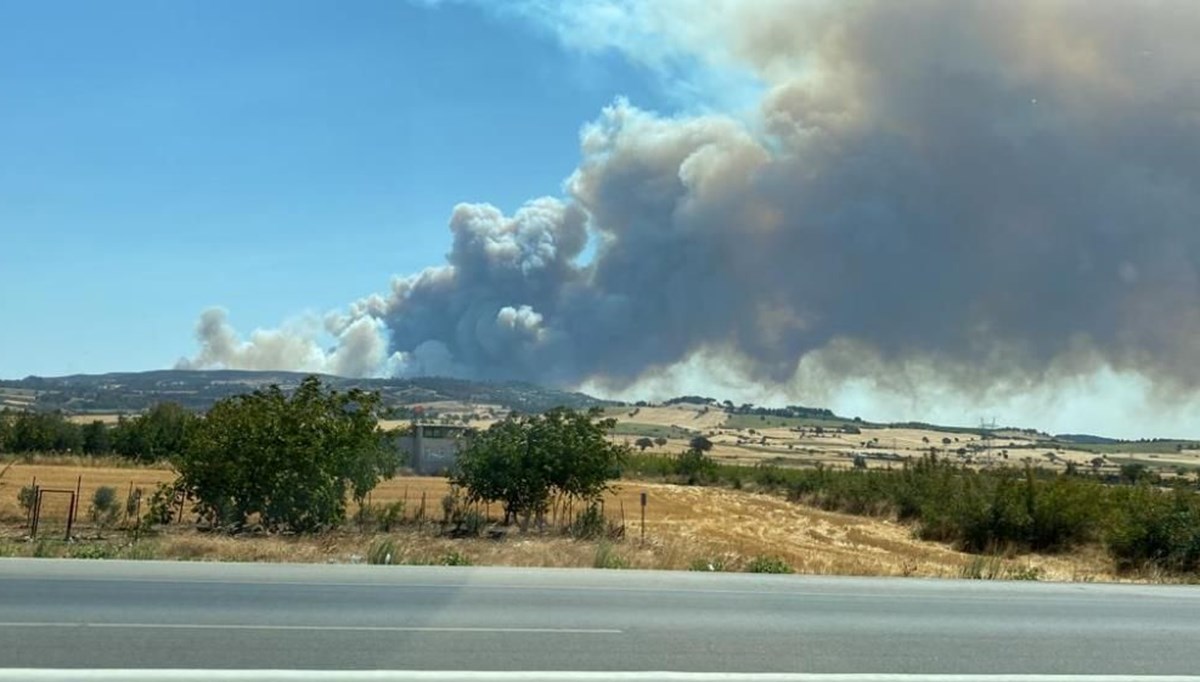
[1107,487,1200,573]
[746,555,794,574]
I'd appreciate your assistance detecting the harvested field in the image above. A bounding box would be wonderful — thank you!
[594,405,1200,481]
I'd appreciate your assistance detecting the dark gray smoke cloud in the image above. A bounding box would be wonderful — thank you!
[181,0,1200,405]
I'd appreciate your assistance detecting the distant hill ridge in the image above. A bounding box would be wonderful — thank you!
[2,370,1179,444]
[0,369,616,414]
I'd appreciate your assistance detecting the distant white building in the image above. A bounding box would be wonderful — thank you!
[403,424,471,475]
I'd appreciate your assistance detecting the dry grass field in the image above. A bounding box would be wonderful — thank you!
[0,461,1118,581]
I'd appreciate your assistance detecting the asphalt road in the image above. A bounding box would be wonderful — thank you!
[1,559,1198,676]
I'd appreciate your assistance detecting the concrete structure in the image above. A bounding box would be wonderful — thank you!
[405,423,471,475]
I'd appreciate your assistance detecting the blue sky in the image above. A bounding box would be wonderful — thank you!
[0,0,666,378]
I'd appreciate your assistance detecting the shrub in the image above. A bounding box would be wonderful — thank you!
[377,501,406,532]
[17,485,36,516]
[676,448,718,485]
[746,555,793,574]
[569,503,607,540]
[1107,487,1200,573]
[90,486,120,526]
[440,492,457,524]
[144,482,179,527]
[452,509,488,538]
[125,487,143,520]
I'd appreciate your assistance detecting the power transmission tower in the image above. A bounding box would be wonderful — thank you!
[980,417,998,464]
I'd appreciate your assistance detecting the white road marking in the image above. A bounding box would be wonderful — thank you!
[0,671,1198,681]
[0,622,621,634]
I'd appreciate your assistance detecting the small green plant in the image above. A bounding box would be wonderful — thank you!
[366,501,406,532]
[367,537,398,565]
[593,540,628,569]
[144,482,179,527]
[1006,564,1043,581]
[438,551,472,566]
[568,503,607,540]
[69,542,117,560]
[456,509,488,537]
[959,555,1005,580]
[688,556,729,572]
[90,486,120,527]
[17,485,36,517]
[120,541,161,561]
[125,487,143,521]
[746,555,794,574]
[441,492,457,524]
[31,539,56,558]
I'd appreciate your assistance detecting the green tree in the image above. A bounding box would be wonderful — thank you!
[635,436,654,451]
[81,420,112,455]
[9,411,81,453]
[1120,462,1152,485]
[113,403,195,462]
[676,447,718,484]
[176,376,395,533]
[689,435,714,452]
[452,408,626,529]
[653,436,668,448]
[0,408,12,452]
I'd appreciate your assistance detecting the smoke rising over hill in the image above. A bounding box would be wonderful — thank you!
[179,1,1200,418]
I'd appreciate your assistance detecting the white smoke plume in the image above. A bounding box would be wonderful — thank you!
[177,308,389,378]
[179,1,1200,433]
